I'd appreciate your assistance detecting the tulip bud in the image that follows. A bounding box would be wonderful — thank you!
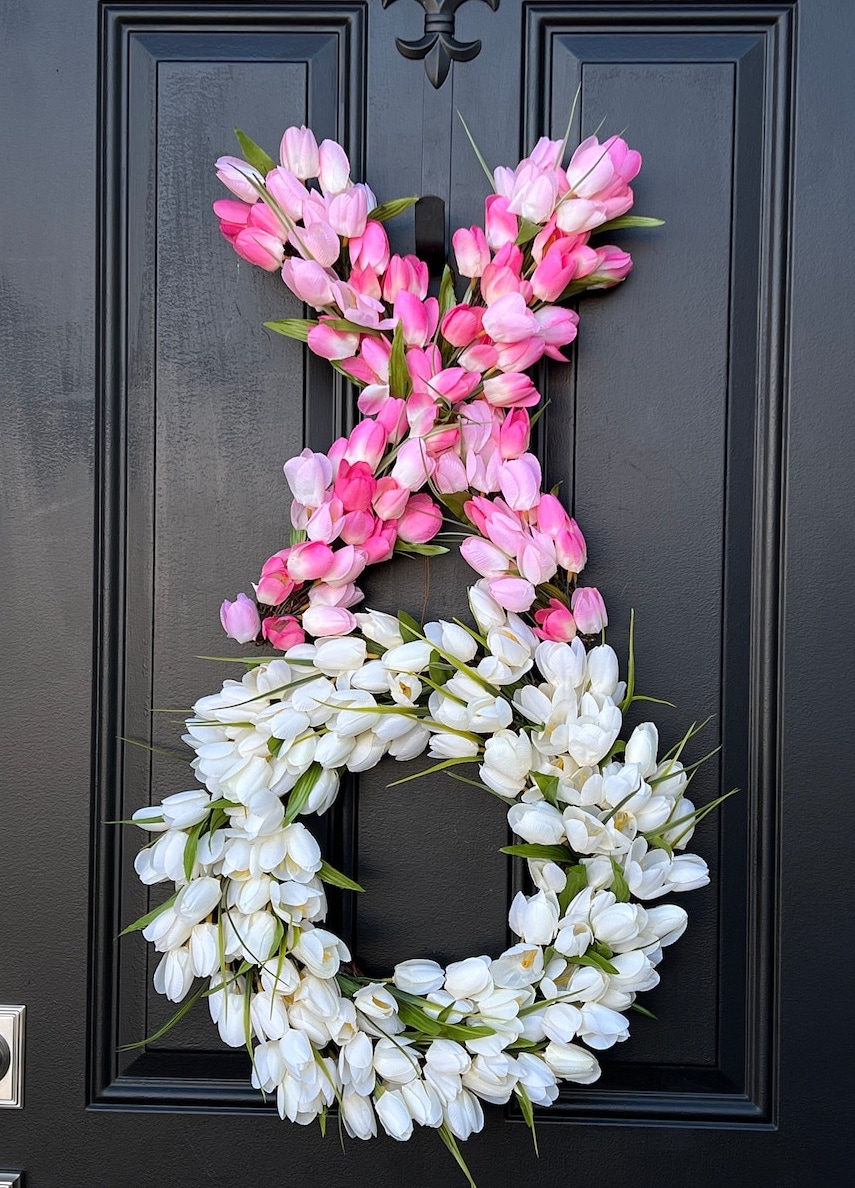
[279,125,319,178]
[571,586,608,634]
[393,959,445,995]
[220,593,261,643]
[214,155,262,203]
[261,614,305,651]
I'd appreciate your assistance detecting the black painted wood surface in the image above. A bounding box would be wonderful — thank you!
[1,1,853,1184]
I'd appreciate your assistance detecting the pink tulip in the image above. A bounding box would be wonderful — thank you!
[506,163,561,224]
[498,454,542,510]
[302,605,356,637]
[481,261,531,304]
[382,255,429,301]
[305,497,345,543]
[588,245,633,288]
[427,367,481,406]
[499,408,531,458]
[324,544,369,585]
[284,449,333,507]
[555,520,587,573]
[459,399,501,454]
[465,440,503,493]
[531,239,581,302]
[340,509,375,544]
[262,614,307,650]
[528,136,564,171]
[487,574,536,612]
[534,306,579,358]
[397,494,442,543]
[247,201,289,239]
[482,293,538,344]
[482,372,541,409]
[286,540,335,582]
[493,338,546,372]
[265,167,309,221]
[464,496,524,554]
[362,519,398,564]
[460,536,511,576]
[433,448,468,493]
[220,593,262,644]
[334,460,376,512]
[406,390,439,438]
[375,396,408,442]
[534,493,569,536]
[213,198,253,243]
[571,586,608,634]
[394,291,439,347]
[372,476,410,521]
[534,599,577,642]
[215,156,263,204]
[307,320,360,360]
[566,135,641,218]
[318,139,351,194]
[516,535,557,584]
[308,581,363,608]
[459,342,499,372]
[281,258,337,307]
[348,266,382,299]
[555,197,608,235]
[390,438,435,488]
[326,187,369,238]
[233,227,285,271]
[451,226,491,278]
[291,215,340,267]
[484,195,518,250]
[343,419,387,469]
[441,304,483,347]
[279,126,320,179]
[255,552,297,606]
[349,221,390,272]
[345,335,392,387]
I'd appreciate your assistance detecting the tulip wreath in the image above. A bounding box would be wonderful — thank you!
[126,115,727,1182]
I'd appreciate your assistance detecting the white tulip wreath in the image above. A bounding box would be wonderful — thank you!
[126,117,726,1182]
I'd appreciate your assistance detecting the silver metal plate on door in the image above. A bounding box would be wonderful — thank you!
[0,1006,25,1109]
[0,1173,23,1187]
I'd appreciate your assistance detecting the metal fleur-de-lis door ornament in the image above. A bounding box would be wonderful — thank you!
[382,0,500,89]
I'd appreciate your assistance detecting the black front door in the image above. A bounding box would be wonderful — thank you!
[1,1,852,1185]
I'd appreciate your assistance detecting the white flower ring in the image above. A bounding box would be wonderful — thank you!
[128,124,719,1178]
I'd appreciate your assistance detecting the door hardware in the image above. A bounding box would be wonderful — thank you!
[0,1006,25,1109]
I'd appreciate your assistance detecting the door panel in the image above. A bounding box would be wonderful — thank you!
[2,0,852,1184]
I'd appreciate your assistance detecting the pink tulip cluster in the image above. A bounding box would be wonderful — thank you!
[216,124,642,647]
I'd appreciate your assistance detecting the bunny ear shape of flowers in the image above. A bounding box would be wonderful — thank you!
[126,123,720,1186]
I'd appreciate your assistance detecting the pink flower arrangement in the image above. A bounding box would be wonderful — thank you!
[213,123,658,647]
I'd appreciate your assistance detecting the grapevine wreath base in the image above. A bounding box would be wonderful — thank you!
[126,120,721,1179]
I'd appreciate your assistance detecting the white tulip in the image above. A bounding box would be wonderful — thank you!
[468,580,507,632]
[387,723,432,760]
[513,684,554,726]
[269,878,326,924]
[401,1078,444,1127]
[508,801,566,845]
[314,731,355,768]
[282,823,322,881]
[388,671,423,705]
[564,695,622,766]
[355,609,404,650]
[268,707,311,741]
[375,1087,414,1140]
[543,1041,601,1083]
[302,767,339,815]
[425,619,478,663]
[349,659,392,692]
[444,956,493,1001]
[354,983,399,1021]
[528,859,568,894]
[207,977,248,1048]
[443,1088,484,1139]
[230,875,272,914]
[313,636,368,675]
[480,729,533,796]
[515,1052,559,1106]
[625,722,659,778]
[333,691,381,736]
[542,1002,582,1045]
[487,617,537,670]
[564,965,609,1003]
[189,923,219,977]
[259,954,300,996]
[508,890,560,945]
[382,640,433,673]
[586,645,620,696]
[590,896,647,948]
[153,948,195,1003]
[159,789,212,830]
[393,959,445,995]
[463,1053,519,1104]
[490,943,544,989]
[562,806,611,854]
[292,927,350,978]
[665,853,709,892]
[131,804,168,832]
[134,830,188,885]
[346,731,388,772]
[578,1002,630,1049]
[661,798,697,848]
[373,1037,419,1084]
[646,903,689,947]
[427,731,480,759]
[535,639,587,689]
[250,990,291,1041]
[338,1031,375,1096]
[341,1090,377,1139]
